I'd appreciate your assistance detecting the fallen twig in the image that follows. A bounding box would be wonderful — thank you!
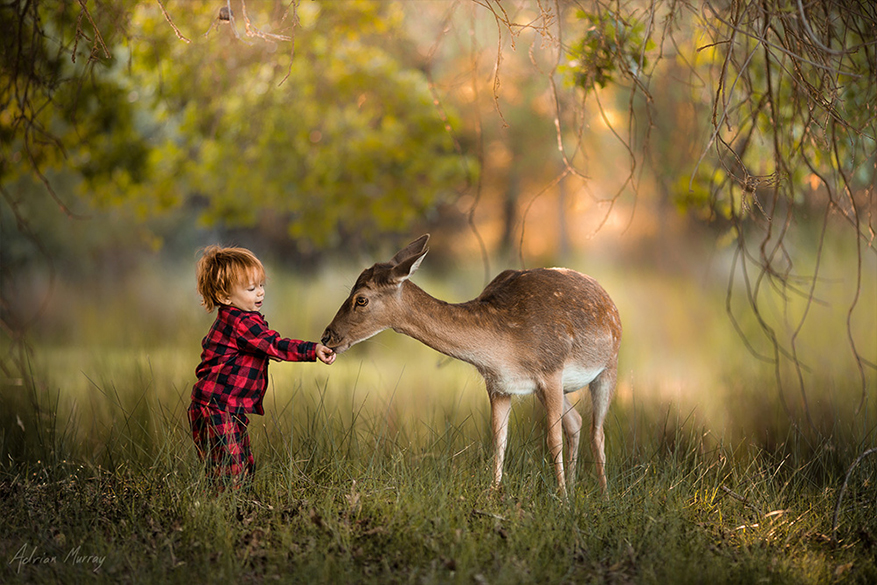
[721,484,761,515]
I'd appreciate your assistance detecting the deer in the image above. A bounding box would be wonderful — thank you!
[321,235,622,496]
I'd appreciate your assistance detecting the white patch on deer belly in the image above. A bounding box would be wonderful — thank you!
[562,365,605,392]
[496,374,538,395]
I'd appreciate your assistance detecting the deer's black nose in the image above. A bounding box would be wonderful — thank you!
[321,329,332,345]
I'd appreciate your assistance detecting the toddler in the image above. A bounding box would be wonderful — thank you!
[189,245,335,491]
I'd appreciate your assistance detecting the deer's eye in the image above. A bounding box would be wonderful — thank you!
[354,296,369,307]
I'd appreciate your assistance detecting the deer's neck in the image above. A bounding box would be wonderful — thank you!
[393,282,496,367]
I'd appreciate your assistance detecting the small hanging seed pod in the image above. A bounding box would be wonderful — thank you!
[219,6,232,21]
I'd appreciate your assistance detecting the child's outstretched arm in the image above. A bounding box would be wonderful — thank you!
[230,311,328,364]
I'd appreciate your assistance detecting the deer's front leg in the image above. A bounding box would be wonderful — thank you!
[489,391,512,489]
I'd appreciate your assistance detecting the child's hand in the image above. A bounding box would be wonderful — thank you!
[315,343,336,365]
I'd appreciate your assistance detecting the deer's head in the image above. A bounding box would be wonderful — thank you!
[321,235,429,353]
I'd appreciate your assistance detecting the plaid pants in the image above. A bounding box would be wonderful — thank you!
[188,403,255,491]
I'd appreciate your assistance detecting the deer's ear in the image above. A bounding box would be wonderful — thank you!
[389,248,428,284]
[390,234,430,266]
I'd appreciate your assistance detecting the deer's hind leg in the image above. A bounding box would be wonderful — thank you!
[536,374,568,497]
[561,394,582,489]
[589,365,617,493]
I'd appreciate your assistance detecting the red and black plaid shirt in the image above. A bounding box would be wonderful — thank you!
[191,306,316,415]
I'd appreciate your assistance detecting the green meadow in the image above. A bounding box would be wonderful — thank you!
[2,239,875,584]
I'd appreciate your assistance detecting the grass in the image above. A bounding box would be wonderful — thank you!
[3,372,875,584]
[1,246,876,583]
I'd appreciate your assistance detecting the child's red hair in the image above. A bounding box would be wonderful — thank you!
[196,246,266,312]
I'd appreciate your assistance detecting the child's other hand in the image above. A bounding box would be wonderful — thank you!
[315,343,336,365]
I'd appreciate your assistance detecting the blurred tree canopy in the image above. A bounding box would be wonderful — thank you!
[1,1,472,255]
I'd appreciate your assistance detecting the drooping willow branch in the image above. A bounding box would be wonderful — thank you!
[699,0,877,426]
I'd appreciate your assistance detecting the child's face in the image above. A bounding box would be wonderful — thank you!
[223,272,265,312]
